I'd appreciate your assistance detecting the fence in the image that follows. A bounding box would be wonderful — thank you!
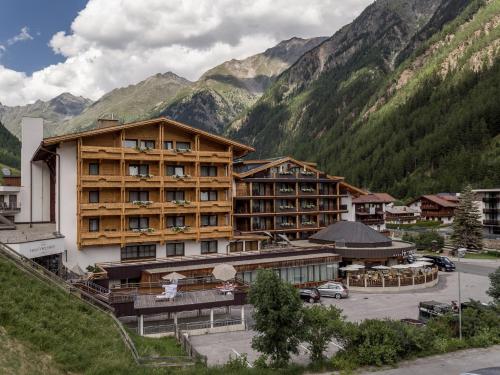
[176,330,208,365]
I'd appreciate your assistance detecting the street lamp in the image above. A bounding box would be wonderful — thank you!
[457,247,467,340]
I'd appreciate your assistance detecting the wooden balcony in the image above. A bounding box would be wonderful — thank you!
[80,231,122,246]
[199,225,233,238]
[81,175,123,188]
[198,151,232,163]
[80,146,123,160]
[199,200,231,212]
[123,175,162,188]
[163,227,198,241]
[81,202,123,216]
[199,176,231,187]
[163,150,197,163]
[163,201,198,214]
[123,202,162,215]
[124,229,163,243]
[123,148,162,161]
[164,175,197,188]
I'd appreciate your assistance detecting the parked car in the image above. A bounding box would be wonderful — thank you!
[460,368,500,375]
[425,255,456,271]
[299,288,321,303]
[418,300,453,321]
[317,282,349,299]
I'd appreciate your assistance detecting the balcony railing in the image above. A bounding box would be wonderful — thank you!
[0,203,20,212]
[483,220,500,226]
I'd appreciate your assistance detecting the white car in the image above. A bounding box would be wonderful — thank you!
[317,282,349,299]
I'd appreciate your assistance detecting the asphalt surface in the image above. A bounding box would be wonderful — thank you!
[455,262,498,277]
[358,345,500,375]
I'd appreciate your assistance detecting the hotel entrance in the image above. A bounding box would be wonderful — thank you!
[33,253,63,275]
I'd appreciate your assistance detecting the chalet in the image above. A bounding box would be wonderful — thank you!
[408,194,458,224]
[385,205,420,225]
[351,193,395,232]
[232,157,365,240]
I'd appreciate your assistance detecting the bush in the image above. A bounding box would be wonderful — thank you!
[402,231,444,251]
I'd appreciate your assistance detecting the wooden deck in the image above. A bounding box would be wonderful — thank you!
[134,289,235,311]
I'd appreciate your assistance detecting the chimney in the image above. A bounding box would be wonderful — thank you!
[97,117,119,129]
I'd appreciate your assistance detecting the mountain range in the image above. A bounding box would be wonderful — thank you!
[0,0,498,197]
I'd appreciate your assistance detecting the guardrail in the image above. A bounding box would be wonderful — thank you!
[0,241,195,368]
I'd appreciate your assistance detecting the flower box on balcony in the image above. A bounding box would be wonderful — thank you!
[279,171,294,175]
[171,225,191,233]
[279,222,295,227]
[175,148,192,153]
[301,188,315,192]
[300,171,315,176]
[173,174,192,179]
[301,221,316,225]
[279,188,294,193]
[135,173,154,179]
[171,199,192,206]
[132,200,153,207]
[302,204,316,209]
[134,146,154,153]
[279,205,294,209]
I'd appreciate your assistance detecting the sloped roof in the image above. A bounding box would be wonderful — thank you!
[41,117,254,156]
[309,221,392,248]
[233,156,343,180]
[352,192,395,204]
[386,205,419,214]
[422,195,458,208]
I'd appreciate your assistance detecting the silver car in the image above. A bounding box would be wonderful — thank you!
[317,282,349,299]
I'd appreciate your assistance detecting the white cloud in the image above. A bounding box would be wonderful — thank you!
[0,0,372,106]
[7,26,34,46]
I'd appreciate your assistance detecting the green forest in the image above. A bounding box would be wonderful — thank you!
[0,121,21,171]
[231,0,500,198]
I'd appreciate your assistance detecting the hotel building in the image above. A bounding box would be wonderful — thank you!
[23,117,254,270]
[232,157,364,240]
[473,188,500,236]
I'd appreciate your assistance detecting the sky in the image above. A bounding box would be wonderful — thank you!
[0,0,372,106]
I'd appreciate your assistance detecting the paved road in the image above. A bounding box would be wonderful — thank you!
[456,262,498,277]
[357,345,500,375]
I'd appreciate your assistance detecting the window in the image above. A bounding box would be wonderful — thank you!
[166,216,185,227]
[201,240,217,254]
[140,140,155,149]
[166,243,185,257]
[123,139,138,148]
[229,241,244,252]
[121,244,156,261]
[129,191,149,202]
[166,190,185,201]
[129,164,149,176]
[200,190,217,201]
[89,218,99,232]
[200,166,217,177]
[129,217,149,230]
[201,215,217,226]
[88,162,99,175]
[164,141,173,150]
[176,141,191,151]
[166,165,185,177]
[89,190,99,203]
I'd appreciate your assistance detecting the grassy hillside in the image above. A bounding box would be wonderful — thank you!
[0,255,182,375]
[230,0,499,197]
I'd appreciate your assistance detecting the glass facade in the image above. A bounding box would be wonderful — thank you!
[236,262,338,285]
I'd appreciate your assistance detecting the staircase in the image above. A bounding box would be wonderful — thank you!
[0,214,15,230]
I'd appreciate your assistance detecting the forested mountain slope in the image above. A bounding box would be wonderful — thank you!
[0,121,20,170]
[229,0,499,197]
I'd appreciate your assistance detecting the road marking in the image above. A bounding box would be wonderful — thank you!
[330,340,344,350]
[231,348,253,368]
[300,344,310,353]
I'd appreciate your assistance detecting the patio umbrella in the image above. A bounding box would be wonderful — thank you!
[371,265,390,270]
[339,265,365,272]
[162,272,186,281]
[391,264,410,270]
[212,264,237,281]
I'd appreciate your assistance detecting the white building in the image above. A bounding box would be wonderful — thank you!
[472,188,500,236]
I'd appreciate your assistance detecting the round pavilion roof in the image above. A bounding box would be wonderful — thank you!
[309,221,392,248]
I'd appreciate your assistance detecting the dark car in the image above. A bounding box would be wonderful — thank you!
[299,288,321,303]
[425,255,456,271]
[460,368,500,375]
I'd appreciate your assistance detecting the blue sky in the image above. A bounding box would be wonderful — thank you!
[0,0,87,74]
[0,0,370,106]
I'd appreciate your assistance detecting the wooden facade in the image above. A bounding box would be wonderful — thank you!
[233,157,347,240]
[41,117,253,249]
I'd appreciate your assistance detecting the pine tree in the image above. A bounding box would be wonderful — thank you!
[451,185,483,251]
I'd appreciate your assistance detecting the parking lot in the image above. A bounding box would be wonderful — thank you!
[190,261,497,366]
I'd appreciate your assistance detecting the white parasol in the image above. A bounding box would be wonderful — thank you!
[162,272,186,281]
[371,265,391,270]
[391,264,411,270]
[212,264,237,281]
